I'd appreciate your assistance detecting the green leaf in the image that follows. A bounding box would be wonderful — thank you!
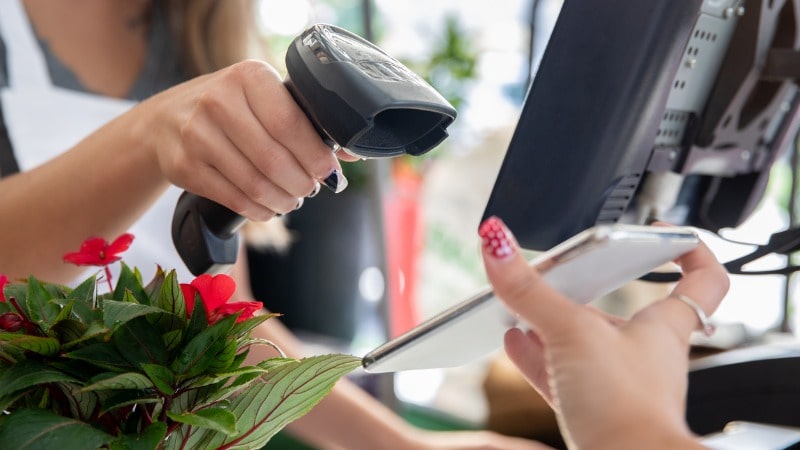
[99,390,161,416]
[113,263,148,305]
[152,270,186,331]
[0,359,78,399]
[177,354,360,449]
[64,342,134,372]
[167,407,237,435]
[67,275,99,323]
[229,313,276,339]
[0,408,113,450]
[181,292,208,347]
[112,422,167,450]
[112,316,168,367]
[3,281,29,315]
[62,320,109,350]
[82,372,154,392]
[53,383,99,424]
[162,329,182,351]
[140,364,175,395]
[25,277,60,331]
[168,384,221,417]
[184,366,268,391]
[102,299,163,332]
[143,266,167,304]
[51,298,74,326]
[171,314,236,378]
[0,333,59,356]
[51,318,86,347]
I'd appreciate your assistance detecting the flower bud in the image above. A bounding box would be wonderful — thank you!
[0,312,24,332]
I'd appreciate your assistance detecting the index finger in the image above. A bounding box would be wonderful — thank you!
[242,62,343,182]
[480,216,587,337]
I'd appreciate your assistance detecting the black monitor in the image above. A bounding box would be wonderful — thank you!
[483,0,800,252]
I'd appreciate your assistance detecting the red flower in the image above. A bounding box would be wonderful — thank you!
[180,274,261,324]
[0,274,7,302]
[63,233,134,266]
[0,312,23,332]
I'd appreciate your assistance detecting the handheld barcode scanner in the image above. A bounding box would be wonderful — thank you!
[172,24,457,276]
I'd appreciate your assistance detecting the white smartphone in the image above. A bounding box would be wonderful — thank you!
[361,224,700,373]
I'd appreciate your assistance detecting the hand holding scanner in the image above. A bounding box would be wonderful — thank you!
[171,24,456,276]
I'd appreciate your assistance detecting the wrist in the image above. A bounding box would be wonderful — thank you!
[587,421,703,450]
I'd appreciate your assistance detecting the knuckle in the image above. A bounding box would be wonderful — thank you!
[194,89,227,119]
[271,104,306,131]
[241,178,270,204]
[499,270,541,306]
[226,195,251,217]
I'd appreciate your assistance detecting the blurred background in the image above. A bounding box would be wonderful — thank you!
[246,0,800,448]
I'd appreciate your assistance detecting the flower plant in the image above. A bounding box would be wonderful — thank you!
[0,234,360,450]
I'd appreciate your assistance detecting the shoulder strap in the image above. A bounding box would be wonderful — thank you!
[0,39,18,177]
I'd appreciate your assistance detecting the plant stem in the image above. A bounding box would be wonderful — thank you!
[103,265,114,292]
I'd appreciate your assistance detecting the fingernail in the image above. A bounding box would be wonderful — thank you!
[479,216,517,259]
[322,170,348,193]
[295,197,304,210]
[308,181,321,198]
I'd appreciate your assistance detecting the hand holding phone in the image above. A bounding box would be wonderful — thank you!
[362,224,700,373]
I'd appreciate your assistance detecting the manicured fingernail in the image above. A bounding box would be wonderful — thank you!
[295,197,304,210]
[322,170,348,193]
[308,181,321,198]
[479,216,517,259]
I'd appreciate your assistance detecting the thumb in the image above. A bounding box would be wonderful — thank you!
[480,216,585,337]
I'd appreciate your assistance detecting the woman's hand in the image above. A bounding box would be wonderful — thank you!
[479,216,729,449]
[133,59,358,222]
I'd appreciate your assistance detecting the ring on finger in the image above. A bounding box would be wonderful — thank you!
[669,294,715,337]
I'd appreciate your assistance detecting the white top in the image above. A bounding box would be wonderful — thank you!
[0,0,192,284]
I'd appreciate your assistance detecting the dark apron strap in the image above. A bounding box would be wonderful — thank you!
[0,36,19,177]
[0,104,19,177]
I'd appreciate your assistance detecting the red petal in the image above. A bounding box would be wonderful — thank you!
[215,301,262,323]
[180,284,198,316]
[0,274,7,302]
[107,233,134,256]
[190,274,235,311]
[63,252,103,266]
[79,237,107,254]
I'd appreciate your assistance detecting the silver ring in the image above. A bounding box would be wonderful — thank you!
[670,294,715,337]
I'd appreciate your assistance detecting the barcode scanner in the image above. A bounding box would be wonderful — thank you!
[172,24,457,276]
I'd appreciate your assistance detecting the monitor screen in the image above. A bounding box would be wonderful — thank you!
[483,0,800,251]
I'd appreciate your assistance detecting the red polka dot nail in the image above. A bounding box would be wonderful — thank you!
[479,216,517,259]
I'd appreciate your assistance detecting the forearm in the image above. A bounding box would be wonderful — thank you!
[589,426,704,450]
[286,376,417,450]
[0,108,168,282]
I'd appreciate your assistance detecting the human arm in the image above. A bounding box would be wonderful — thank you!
[479,216,730,450]
[1,60,350,283]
